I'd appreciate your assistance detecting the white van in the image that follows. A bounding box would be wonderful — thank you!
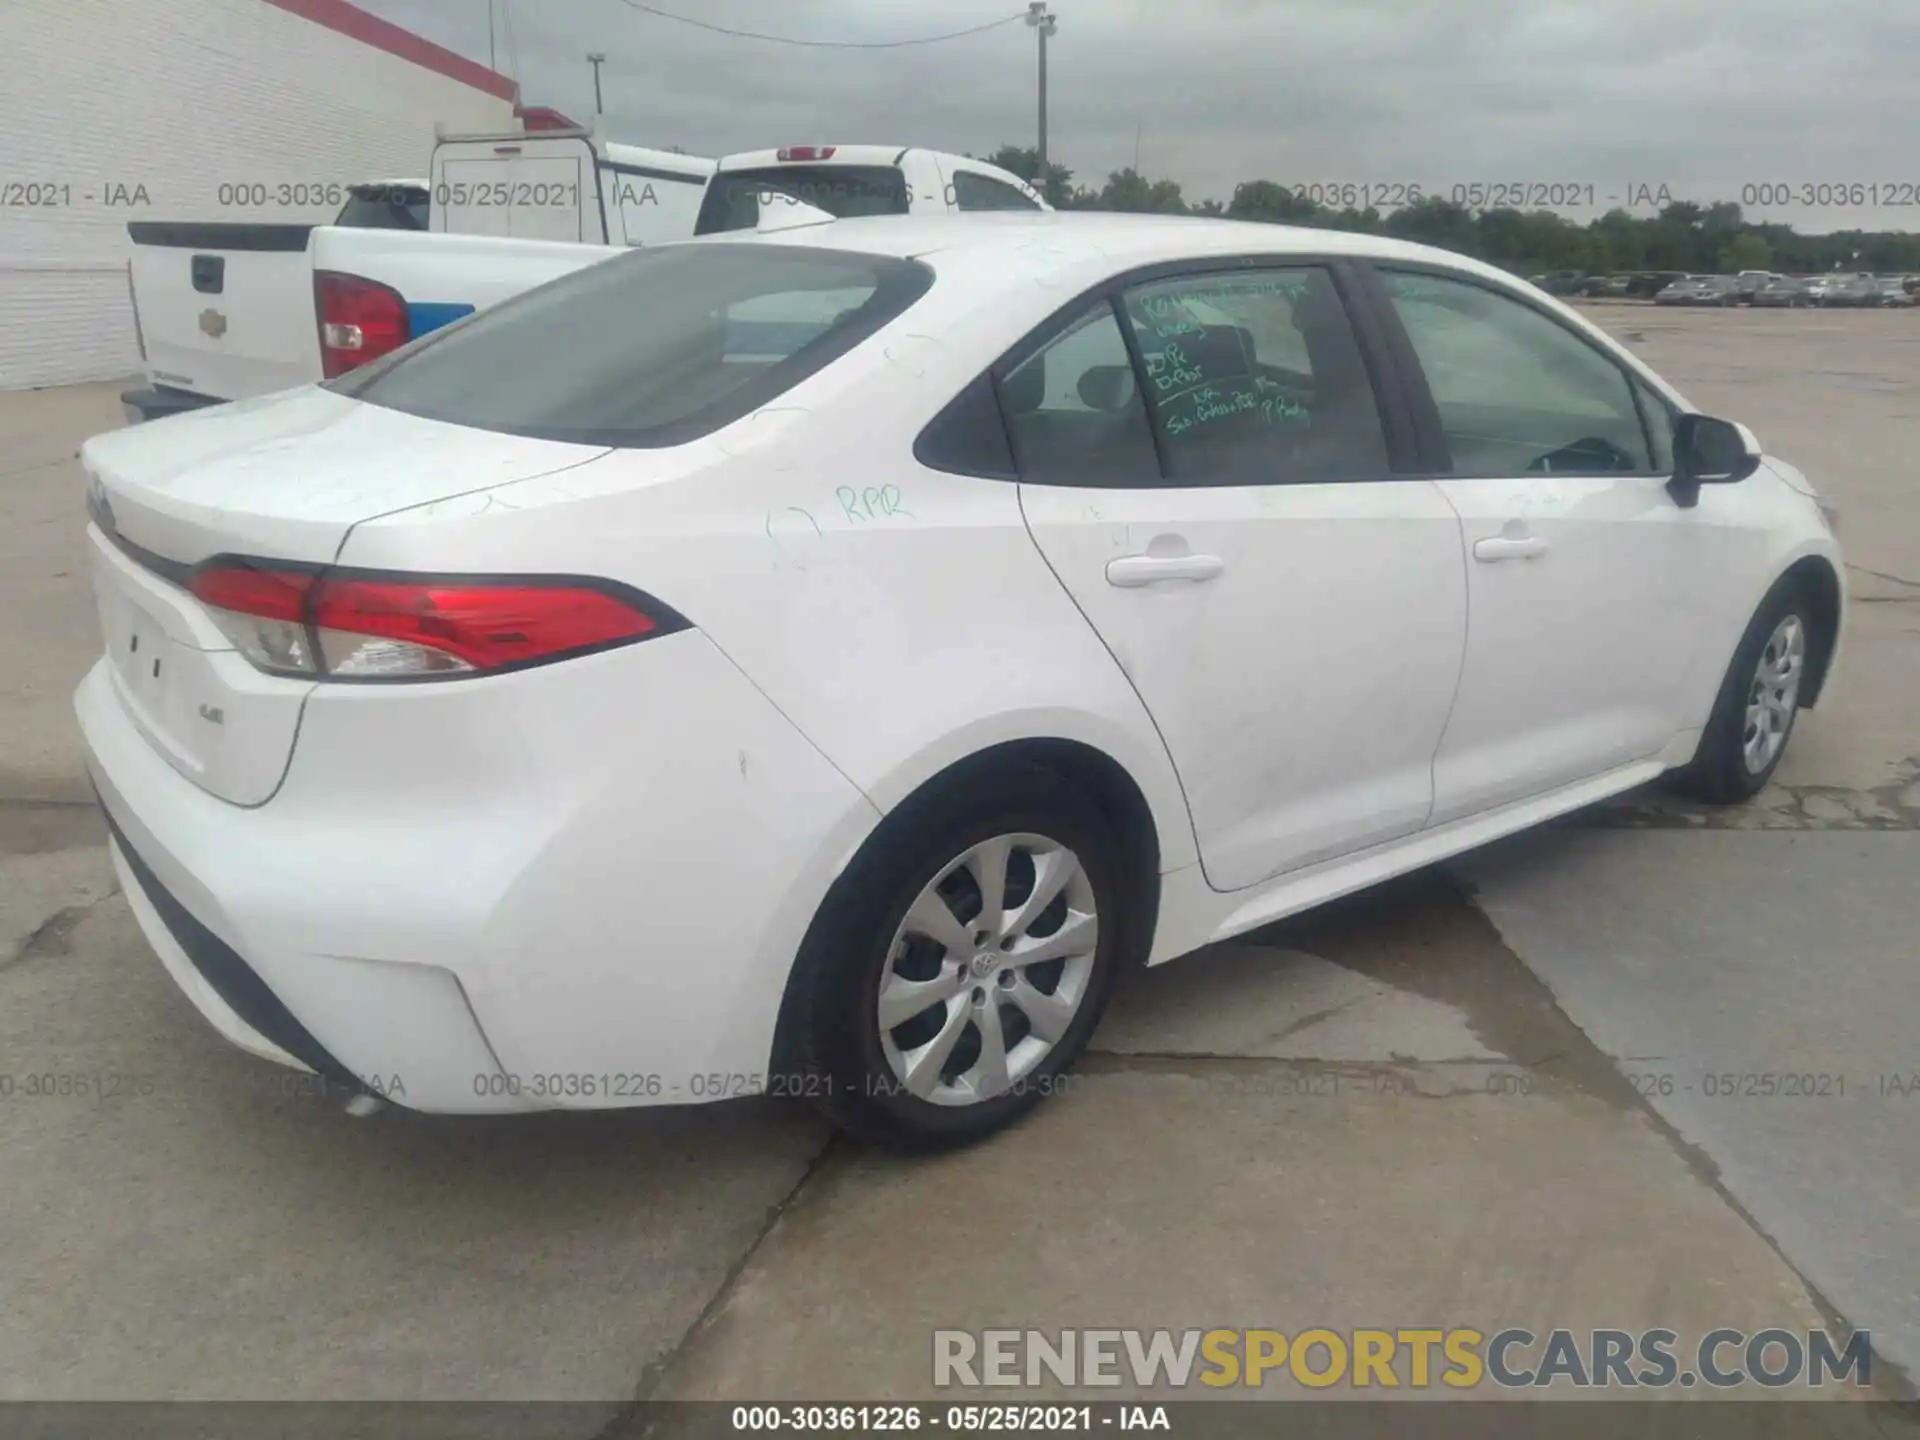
[429,125,716,246]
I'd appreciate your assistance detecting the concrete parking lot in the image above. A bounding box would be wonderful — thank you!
[2,307,1916,1414]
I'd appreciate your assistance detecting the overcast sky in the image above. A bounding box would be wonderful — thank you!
[361,0,1920,235]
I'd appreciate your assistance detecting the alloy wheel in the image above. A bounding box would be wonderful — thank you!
[1743,614,1805,774]
[876,832,1099,1107]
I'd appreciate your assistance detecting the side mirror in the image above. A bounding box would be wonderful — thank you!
[1668,414,1762,508]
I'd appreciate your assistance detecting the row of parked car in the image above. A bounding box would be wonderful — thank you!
[1532,268,1919,307]
[1654,272,1916,308]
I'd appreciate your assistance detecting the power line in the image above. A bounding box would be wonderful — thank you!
[611,1,1029,49]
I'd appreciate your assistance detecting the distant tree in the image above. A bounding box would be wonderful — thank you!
[1593,208,1646,270]
[950,147,1920,273]
[1720,233,1771,272]
[1098,167,1188,214]
[1317,205,1383,234]
[1474,207,1527,262]
[1702,201,1744,233]
[1226,179,1321,224]
[1381,197,1478,253]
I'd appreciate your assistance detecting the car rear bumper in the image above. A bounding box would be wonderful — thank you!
[100,802,370,1092]
[120,384,223,425]
[83,662,526,1114]
[75,629,881,1114]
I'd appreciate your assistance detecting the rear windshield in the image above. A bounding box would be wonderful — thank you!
[326,244,933,447]
[695,165,911,235]
[334,186,428,230]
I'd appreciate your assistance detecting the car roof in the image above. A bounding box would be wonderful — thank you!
[726,210,1531,289]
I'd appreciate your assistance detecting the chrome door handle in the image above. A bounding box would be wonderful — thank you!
[1473,535,1549,562]
[1105,553,1227,587]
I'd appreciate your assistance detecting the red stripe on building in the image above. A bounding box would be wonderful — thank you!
[517,105,582,131]
[261,0,520,102]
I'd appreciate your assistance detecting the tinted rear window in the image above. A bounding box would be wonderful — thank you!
[334,186,428,230]
[327,244,932,448]
[695,165,910,234]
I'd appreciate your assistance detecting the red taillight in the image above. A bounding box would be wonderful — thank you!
[315,271,410,378]
[189,563,681,681]
[192,564,311,622]
[776,146,836,162]
[311,577,660,672]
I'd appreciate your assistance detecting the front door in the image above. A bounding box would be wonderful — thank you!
[1013,263,1468,892]
[1369,266,1709,824]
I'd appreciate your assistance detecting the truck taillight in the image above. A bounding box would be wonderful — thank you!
[189,561,687,681]
[315,271,409,378]
[126,261,146,363]
[777,146,836,162]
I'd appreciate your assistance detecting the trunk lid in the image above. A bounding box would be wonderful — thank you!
[82,387,611,805]
[127,222,321,403]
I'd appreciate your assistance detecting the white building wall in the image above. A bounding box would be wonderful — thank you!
[0,0,518,391]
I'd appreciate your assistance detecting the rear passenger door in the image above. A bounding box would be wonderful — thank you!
[1015,263,1469,892]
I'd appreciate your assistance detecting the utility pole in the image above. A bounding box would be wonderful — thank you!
[486,0,496,70]
[587,52,606,116]
[1026,3,1057,186]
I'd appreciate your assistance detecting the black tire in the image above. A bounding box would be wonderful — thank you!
[1665,578,1817,804]
[786,761,1134,1151]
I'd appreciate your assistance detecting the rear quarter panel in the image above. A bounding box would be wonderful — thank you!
[332,284,1200,881]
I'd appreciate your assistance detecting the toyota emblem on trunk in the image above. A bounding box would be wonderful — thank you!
[199,308,228,338]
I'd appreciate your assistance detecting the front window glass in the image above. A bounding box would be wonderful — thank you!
[1382,270,1657,476]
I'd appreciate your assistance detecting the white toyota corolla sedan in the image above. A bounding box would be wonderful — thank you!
[76,213,1844,1148]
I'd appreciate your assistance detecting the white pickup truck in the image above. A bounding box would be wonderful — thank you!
[119,135,1046,424]
[692,144,1048,233]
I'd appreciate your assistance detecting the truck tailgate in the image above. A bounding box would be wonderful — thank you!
[128,222,319,403]
[309,226,623,324]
